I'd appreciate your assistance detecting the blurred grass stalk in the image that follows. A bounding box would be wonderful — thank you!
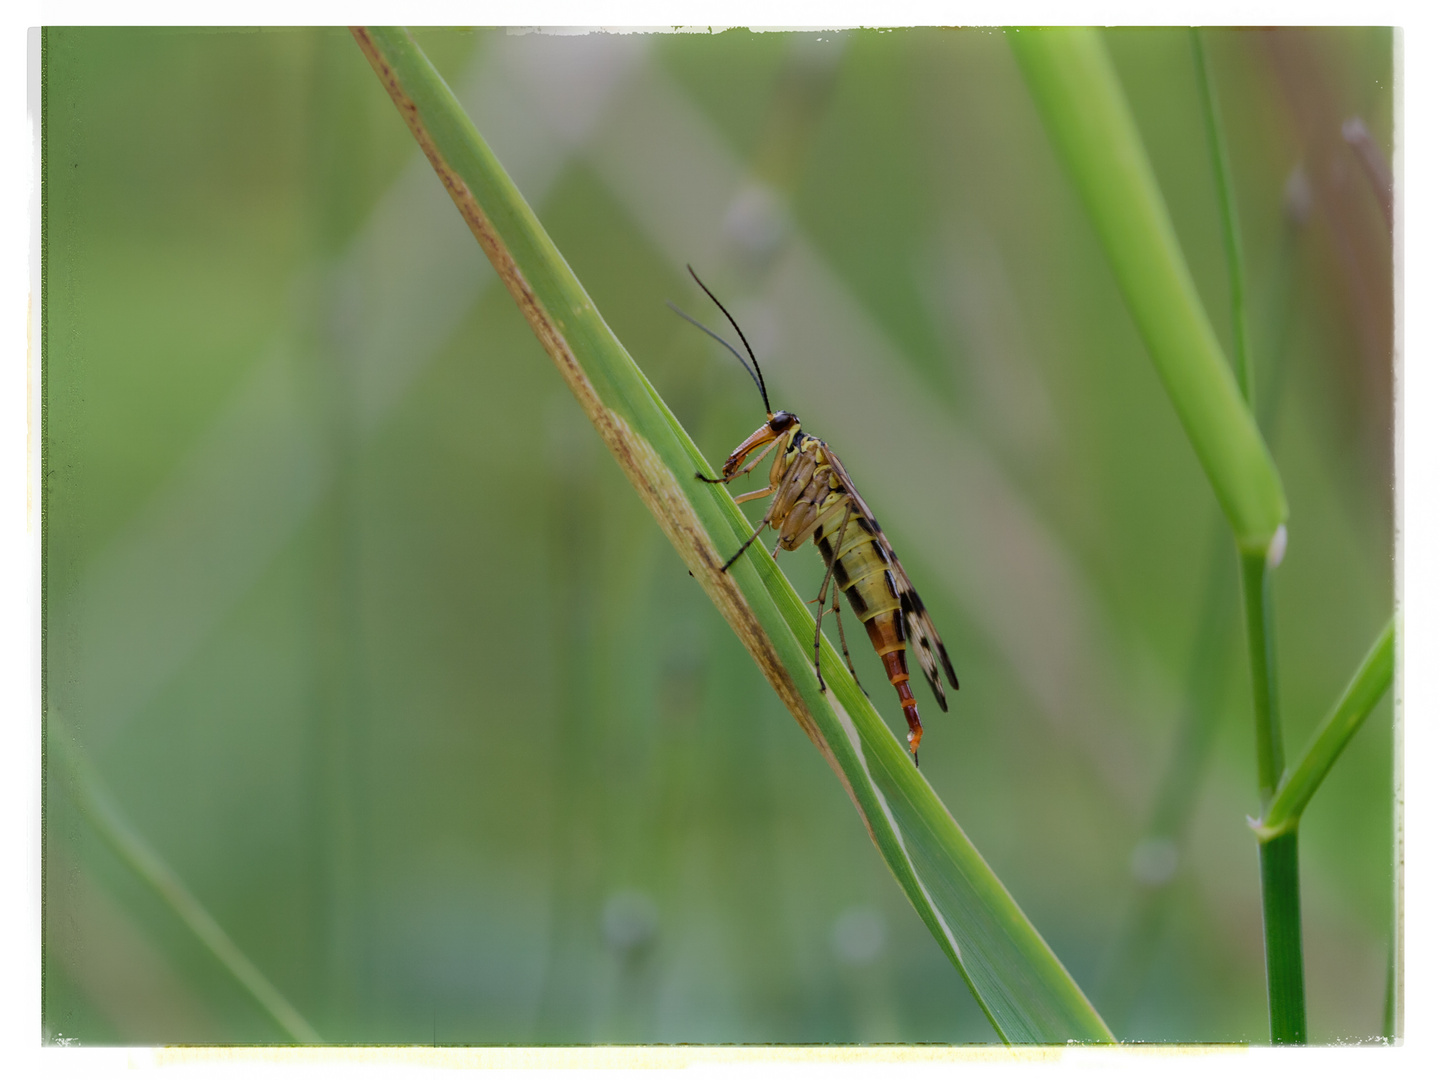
[1006,28,1286,555]
[1008,27,1307,1040]
[1190,34,1309,1035]
[1013,27,1397,1046]
[1101,196,1305,1026]
[1191,30,1254,410]
[1252,618,1394,1039]
[1259,619,1396,838]
[49,712,323,1044]
[350,26,1115,1043]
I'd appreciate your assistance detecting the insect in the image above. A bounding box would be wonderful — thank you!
[672,267,958,765]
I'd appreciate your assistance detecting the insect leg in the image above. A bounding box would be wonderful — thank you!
[724,453,810,571]
[701,467,773,498]
[810,554,839,693]
[736,450,773,478]
[831,575,864,689]
[721,515,772,572]
[697,430,782,485]
[807,507,855,692]
[735,485,777,505]
[721,484,791,572]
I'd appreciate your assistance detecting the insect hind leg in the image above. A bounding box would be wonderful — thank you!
[809,540,844,694]
[810,591,829,693]
[807,507,857,695]
[830,576,866,694]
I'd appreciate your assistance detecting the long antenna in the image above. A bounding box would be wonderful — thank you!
[686,265,771,414]
[665,301,768,406]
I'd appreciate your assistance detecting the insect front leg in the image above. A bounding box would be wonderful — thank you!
[722,455,808,572]
[721,508,776,572]
[696,429,782,486]
[735,448,774,479]
[734,485,777,505]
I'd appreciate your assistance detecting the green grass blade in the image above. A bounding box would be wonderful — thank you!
[49,712,324,1044]
[353,26,1114,1044]
[1261,617,1396,837]
[1191,28,1254,408]
[1009,27,1286,554]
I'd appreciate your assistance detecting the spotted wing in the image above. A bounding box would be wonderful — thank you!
[821,444,959,710]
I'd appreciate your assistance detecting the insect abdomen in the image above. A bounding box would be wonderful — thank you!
[819,509,900,626]
[815,507,926,759]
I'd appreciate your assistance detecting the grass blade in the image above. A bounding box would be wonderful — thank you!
[49,712,323,1044]
[1191,28,1254,408]
[1012,27,1317,1042]
[1260,617,1396,837]
[353,26,1114,1044]
[1008,27,1287,554]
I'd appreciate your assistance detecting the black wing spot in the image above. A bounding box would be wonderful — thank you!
[940,641,959,689]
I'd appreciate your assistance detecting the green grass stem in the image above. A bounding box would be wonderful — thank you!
[1012,27,1317,1042]
[1259,618,1395,838]
[1257,832,1306,1043]
[49,713,323,1044]
[1191,29,1254,408]
[1240,546,1305,1042]
[1008,27,1286,554]
[353,26,1114,1044]
[1102,195,1305,1032]
[1240,550,1286,802]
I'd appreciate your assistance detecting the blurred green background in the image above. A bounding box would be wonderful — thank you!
[42,26,1394,1045]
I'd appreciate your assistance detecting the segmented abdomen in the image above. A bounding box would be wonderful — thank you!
[814,502,925,756]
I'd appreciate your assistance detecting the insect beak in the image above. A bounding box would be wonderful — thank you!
[721,422,781,479]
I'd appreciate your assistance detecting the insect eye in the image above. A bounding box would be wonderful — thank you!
[769,411,795,432]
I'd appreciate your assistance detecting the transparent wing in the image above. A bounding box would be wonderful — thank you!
[821,445,959,709]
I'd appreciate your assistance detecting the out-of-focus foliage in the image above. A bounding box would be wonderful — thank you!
[43,26,1394,1045]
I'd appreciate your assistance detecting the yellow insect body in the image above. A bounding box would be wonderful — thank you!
[676,268,957,764]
